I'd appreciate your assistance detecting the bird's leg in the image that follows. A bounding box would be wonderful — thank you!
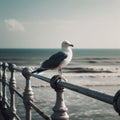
[58,68,67,82]
[58,68,62,76]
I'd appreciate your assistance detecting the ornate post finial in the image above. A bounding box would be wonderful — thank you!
[2,62,8,71]
[8,63,16,73]
[22,67,34,120]
[113,90,120,115]
[50,75,69,120]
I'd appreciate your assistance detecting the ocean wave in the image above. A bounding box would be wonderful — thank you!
[64,67,112,73]
[15,65,120,77]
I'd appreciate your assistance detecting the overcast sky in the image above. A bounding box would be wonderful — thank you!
[0,0,120,48]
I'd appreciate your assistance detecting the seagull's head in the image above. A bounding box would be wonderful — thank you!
[62,40,74,49]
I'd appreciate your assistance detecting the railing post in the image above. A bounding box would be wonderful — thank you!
[9,63,16,120]
[0,62,2,101]
[2,62,8,109]
[113,90,120,115]
[22,67,34,120]
[50,75,69,120]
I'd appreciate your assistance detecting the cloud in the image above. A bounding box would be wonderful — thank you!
[4,19,25,32]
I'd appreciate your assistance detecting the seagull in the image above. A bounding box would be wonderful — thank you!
[32,40,73,78]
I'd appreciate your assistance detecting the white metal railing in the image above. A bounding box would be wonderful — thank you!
[0,62,120,120]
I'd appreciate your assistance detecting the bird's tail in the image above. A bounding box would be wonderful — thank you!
[31,68,46,74]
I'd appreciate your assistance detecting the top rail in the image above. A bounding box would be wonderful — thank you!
[32,74,50,83]
[31,74,113,104]
[59,82,113,104]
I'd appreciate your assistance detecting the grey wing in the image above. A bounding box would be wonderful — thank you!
[41,52,67,69]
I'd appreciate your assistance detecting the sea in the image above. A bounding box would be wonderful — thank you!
[0,48,120,120]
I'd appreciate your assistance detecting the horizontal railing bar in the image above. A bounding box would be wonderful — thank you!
[5,83,23,99]
[5,82,23,99]
[32,74,50,83]
[31,74,113,105]
[30,101,51,120]
[13,88,23,99]
[5,82,9,86]
[5,101,10,109]
[5,102,21,120]
[14,67,23,72]
[0,64,22,73]
[59,81,113,105]
[7,108,21,120]
[14,113,21,120]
